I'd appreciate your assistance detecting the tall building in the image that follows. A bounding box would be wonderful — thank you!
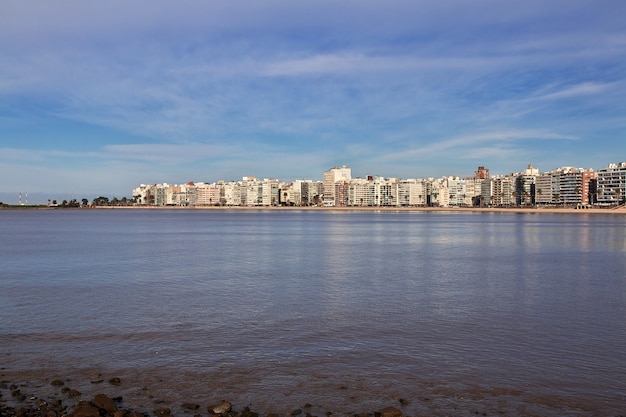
[474,166,490,179]
[516,163,539,206]
[323,165,351,206]
[596,162,626,206]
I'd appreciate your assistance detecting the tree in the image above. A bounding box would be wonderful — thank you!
[574,186,581,206]
[92,196,109,206]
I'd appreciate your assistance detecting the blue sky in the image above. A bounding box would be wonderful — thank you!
[2,0,626,202]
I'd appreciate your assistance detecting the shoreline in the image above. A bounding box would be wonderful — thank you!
[0,370,616,417]
[7,205,625,215]
[1,369,621,417]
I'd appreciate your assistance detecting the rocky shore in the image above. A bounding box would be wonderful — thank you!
[0,377,408,417]
[3,373,625,417]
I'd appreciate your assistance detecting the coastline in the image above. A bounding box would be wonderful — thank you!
[1,369,616,417]
[84,205,626,215]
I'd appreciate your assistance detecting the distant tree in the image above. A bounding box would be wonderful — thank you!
[92,196,110,206]
[82,198,89,207]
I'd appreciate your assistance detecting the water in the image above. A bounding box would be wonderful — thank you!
[1,209,625,416]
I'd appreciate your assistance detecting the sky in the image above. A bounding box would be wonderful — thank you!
[2,0,626,203]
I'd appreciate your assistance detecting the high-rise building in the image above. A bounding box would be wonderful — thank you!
[474,166,490,179]
[596,162,626,206]
[323,165,351,206]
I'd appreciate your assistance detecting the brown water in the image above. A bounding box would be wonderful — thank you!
[1,210,625,416]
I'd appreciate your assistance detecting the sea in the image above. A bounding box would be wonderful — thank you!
[1,209,625,416]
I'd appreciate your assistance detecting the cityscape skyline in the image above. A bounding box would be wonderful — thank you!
[2,1,626,201]
[1,158,625,206]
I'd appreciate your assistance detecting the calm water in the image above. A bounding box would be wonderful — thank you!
[1,209,625,416]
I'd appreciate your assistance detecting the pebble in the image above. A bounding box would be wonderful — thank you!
[209,400,232,414]
[108,378,122,386]
[0,377,418,417]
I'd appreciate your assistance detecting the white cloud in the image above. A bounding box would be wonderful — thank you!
[104,143,237,163]
[383,129,578,161]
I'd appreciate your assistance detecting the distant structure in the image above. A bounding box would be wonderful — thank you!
[130,161,624,209]
[323,165,352,206]
[18,192,27,205]
[474,166,490,179]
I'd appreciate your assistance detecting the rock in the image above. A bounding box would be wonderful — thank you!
[92,393,118,414]
[68,389,82,397]
[51,379,65,387]
[153,407,171,417]
[182,402,200,410]
[208,400,232,414]
[108,378,122,386]
[379,406,403,417]
[291,409,303,416]
[113,410,130,417]
[50,399,64,408]
[71,401,101,417]
[241,406,259,417]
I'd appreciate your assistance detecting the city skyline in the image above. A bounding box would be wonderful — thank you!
[2,158,624,206]
[2,1,626,203]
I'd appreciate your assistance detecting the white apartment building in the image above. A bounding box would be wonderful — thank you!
[534,167,595,206]
[290,180,323,205]
[429,178,449,207]
[515,163,539,206]
[446,176,474,207]
[262,179,280,206]
[490,176,514,206]
[323,165,351,206]
[398,179,427,206]
[196,182,221,206]
[597,162,626,206]
[132,184,151,205]
[347,178,372,206]
[221,182,241,206]
[281,184,301,206]
[535,171,556,205]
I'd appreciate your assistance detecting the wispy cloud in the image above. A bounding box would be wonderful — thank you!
[384,130,578,161]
